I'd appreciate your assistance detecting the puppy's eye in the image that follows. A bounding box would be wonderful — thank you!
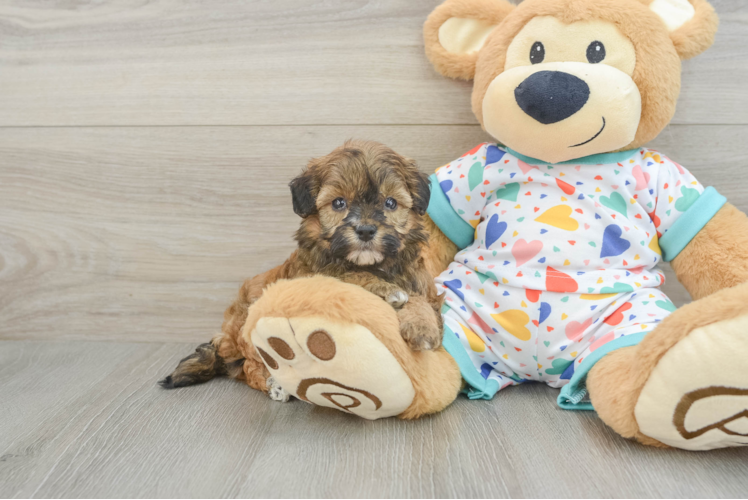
[586,41,605,63]
[384,197,398,210]
[530,41,545,64]
[331,198,347,211]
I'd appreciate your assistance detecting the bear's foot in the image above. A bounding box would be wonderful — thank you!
[251,316,416,419]
[589,281,748,450]
[634,312,748,450]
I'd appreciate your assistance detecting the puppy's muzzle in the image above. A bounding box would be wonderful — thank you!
[355,224,377,242]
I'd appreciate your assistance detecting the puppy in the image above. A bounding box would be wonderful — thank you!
[160,140,444,395]
[288,140,441,328]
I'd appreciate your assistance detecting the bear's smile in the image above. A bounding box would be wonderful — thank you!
[571,117,606,148]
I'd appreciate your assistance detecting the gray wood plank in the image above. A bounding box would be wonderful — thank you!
[1,124,746,343]
[0,341,746,498]
[0,0,745,127]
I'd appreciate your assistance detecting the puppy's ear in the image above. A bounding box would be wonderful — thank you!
[289,171,317,218]
[409,170,432,216]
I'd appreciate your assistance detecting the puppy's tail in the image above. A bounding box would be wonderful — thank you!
[159,338,243,389]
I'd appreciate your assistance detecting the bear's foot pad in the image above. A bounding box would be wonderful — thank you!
[251,316,415,419]
[635,313,748,450]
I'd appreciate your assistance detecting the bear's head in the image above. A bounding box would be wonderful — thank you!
[424,0,718,163]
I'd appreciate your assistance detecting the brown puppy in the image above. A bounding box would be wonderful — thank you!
[160,140,444,395]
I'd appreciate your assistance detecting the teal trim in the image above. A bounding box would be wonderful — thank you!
[659,186,726,262]
[442,315,500,400]
[557,332,648,411]
[506,148,638,166]
[427,174,475,250]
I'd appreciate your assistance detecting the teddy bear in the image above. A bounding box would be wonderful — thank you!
[184,0,748,451]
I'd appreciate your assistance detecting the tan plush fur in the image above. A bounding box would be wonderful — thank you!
[471,0,682,152]
[588,207,748,445]
[670,204,748,300]
[424,0,516,81]
[588,281,748,447]
[423,0,742,440]
[243,276,463,418]
[425,0,718,153]
[638,0,719,60]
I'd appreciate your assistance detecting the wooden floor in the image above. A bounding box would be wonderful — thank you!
[1,341,747,499]
[1,0,747,497]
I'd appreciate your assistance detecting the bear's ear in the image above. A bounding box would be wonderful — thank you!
[647,0,719,59]
[424,0,515,80]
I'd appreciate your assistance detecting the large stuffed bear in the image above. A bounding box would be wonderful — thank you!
[169,0,748,451]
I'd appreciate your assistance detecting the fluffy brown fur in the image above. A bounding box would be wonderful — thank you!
[287,140,435,310]
[160,140,445,391]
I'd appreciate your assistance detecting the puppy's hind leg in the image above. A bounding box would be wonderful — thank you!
[159,338,242,389]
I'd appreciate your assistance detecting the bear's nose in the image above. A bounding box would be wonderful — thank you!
[355,224,377,242]
[514,71,590,124]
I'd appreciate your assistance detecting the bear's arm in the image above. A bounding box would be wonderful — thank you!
[671,203,748,300]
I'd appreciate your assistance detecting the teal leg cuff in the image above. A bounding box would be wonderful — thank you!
[557,332,649,411]
[442,319,500,401]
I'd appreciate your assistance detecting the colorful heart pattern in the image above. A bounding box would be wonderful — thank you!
[439,285,674,394]
[432,143,705,394]
[511,239,544,267]
[600,224,630,258]
[485,214,507,249]
[535,205,579,231]
[491,310,532,341]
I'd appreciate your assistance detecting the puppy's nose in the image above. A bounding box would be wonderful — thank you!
[514,71,590,124]
[355,224,377,242]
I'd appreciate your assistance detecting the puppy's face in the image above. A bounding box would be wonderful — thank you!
[290,141,430,267]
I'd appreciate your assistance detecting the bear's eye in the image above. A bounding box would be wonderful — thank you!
[586,41,605,64]
[332,198,347,211]
[384,197,398,210]
[530,41,545,64]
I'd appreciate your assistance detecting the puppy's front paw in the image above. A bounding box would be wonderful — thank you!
[267,376,290,403]
[399,322,441,351]
[387,290,409,309]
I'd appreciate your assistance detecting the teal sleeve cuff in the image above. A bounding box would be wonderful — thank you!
[659,187,726,262]
[557,332,648,411]
[426,174,475,250]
